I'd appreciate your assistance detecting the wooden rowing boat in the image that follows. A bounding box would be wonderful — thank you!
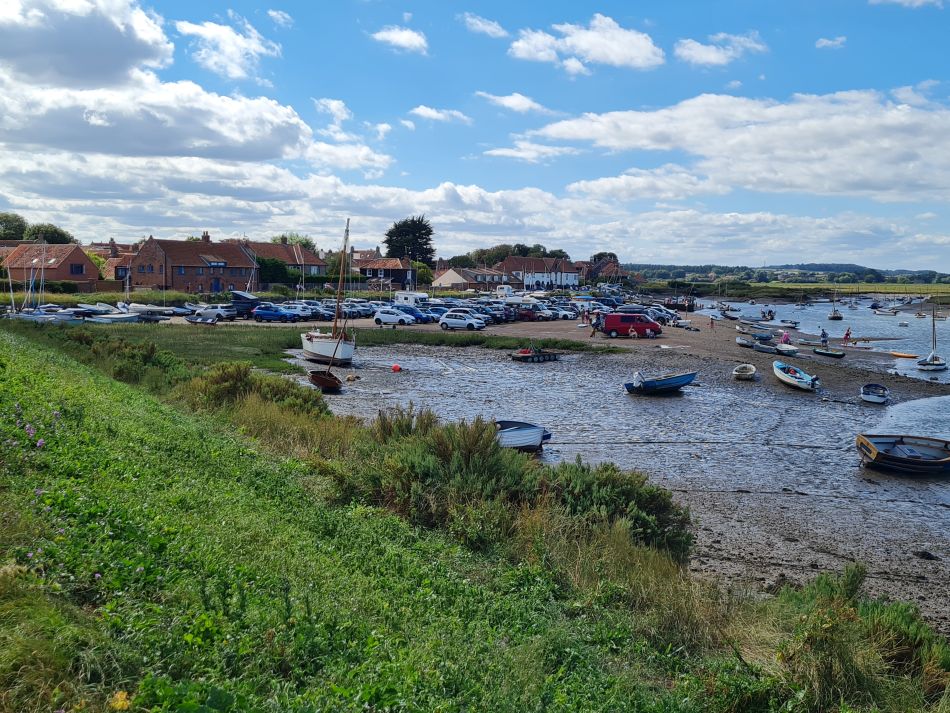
[733,364,756,380]
[812,347,846,359]
[773,360,820,391]
[856,434,950,476]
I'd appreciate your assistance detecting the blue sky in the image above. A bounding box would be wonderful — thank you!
[1,0,949,269]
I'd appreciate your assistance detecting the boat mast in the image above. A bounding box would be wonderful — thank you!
[331,219,350,339]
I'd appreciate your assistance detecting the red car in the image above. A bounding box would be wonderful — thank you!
[599,313,662,338]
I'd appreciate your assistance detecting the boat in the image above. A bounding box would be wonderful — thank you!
[828,291,843,320]
[797,338,823,346]
[917,305,947,371]
[624,370,698,394]
[77,303,113,315]
[812,347,846,359]
[185,315,218,326]
[856,434,950,476]
[773,360,820,391]
[775,343,799,356]
[511,347,560,363]
[495,420,552,452]
[125,302,174,316]
[890,351,919,359]
[860,384,889,404]
[301,219,356,366]
[779,319,800,328]
[915,312,927,318]
[752,342,777,354]
[719,310,739,321]
[733,364,756,380]
[308,369,344,393]
[751,332,774,342]
[873,308,898,316]
[736,336,754,348]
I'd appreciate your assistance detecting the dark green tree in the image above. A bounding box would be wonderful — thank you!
[411,261,433,285]
[591,251,618,263]
[448,254,476,268]
[257,257,293,283]
[384,215,435,266]
[0,212,27,241]
[271,232,316,251]
[24,222,76,244]
[547,248,570,259]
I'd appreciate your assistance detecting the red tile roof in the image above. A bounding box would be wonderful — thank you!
[495,256,578,274]
[359,258,411,270]
[148,238,256,268]
[2,243,91,270]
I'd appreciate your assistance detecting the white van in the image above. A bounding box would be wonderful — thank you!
[393,291,429,307]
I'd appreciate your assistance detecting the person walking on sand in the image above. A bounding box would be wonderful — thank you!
[780,330,790,345]
[709,315,715,329]
[820,328,829,348]
[843,327,852,344]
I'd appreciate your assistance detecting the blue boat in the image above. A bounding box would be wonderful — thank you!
[624,370,698,394]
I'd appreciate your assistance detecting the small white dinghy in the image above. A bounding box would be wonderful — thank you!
[495,420,552,452]
[860,384,889,404]
[733,364,756,381]
[775,343,799,357]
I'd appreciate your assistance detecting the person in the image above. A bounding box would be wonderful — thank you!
[709,315,715,329]
[780,330,790,344]
[843,327,852,343]
[820,328,829,348]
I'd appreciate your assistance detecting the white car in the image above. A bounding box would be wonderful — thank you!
[280,303,317,320]
[551,307,576,320]
[374,308,416,326]
[195,304,236,321]
[447,307,487,324]
[439,311,485,331]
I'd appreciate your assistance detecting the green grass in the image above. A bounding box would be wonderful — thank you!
[353,327,623,353]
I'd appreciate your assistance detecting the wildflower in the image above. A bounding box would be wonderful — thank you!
[34,488,44,496]
[26,552,33,559]
[36,438,45,448]
[94,572,102,580]
[135,566,144,573]
[108,691,131,711]
[52,410,60,420]
[25,424,35,438]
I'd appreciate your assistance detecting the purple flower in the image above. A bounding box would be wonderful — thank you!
[26,552,33,559]
[25,424,35,438]
[52,411,60,420]
[36,439,45,448]
[34,488,44,496]
[94,572,101,580]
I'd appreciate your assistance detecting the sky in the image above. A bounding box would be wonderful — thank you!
[1,1,950,270]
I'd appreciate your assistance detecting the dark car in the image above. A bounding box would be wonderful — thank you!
[252,303,299,322]
[394,305,432,323]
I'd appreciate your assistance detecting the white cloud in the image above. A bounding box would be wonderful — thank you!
[400,119,415,130]
[816,36,847,49]
[409,105,472,124]
[459,12,508,39]
[891,79,939,106]
[474,91,551,114]
[313,98,352,125]
[371,25,428,54]
[267,10,293,28]
[726,80,742,90]
[176,11,280,81]
[509,14,664,75]
[674,31,767,66]
[484,141,579,163]
[568,164,725,200]
[370,122,392,140]
[0,0,173,87]
[531,89,950,202]
[869,0,943,7]
[402,12,412,23]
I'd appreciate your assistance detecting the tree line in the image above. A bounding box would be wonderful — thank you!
[0,212,77,244]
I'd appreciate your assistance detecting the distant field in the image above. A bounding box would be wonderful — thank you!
[769,282,950,296]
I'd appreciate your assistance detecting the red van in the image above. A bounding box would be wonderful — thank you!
[599,313,662,338]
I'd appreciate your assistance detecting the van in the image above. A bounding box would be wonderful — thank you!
[600,313,662,338]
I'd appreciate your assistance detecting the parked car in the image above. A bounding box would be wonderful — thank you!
[281,303,319,320]
[439,311,485,331]
[229,290,260,319]
[251,303,298,322]
[196,304,237,321]
[516,305,551,321]
[448,307,487,324]
[599,313,662,338]
[550,307,576,320]
[394,304,433,323]
[374,308,416,326]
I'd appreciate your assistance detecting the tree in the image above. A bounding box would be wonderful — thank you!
[547,248,570,260]
[591,251,618,263]
[325,252,342,280]
[24,222,76,244]
[448,254,475,268]
[411,261,433,285]
[0,212,27,241]
[185,235,202,242]
[257,257,293,283]
[754,271,769,283]
[384,215,435,266]
[86,252,106,279]
[271,232,316,251]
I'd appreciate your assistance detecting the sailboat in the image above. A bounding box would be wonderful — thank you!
[917,304,947,372]
[301,219,356,366]
[828,290,843,320]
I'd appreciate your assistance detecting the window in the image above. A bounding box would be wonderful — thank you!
[146,264,154,273]
[230,268,237,276]
[377,269,385,277]
[196,267,204,275]
[137,265,145,273]
[69,263,84,275]
[228,284,234,291]
[240,268,246,276]
[116,267,128,278]
[158,264,164,274]
[177,266,185,275]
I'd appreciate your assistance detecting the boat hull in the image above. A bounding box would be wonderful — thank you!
[624,371,698,394]
[856,434,950,476]
[773,360,819,391]
[301,333,355,365]
[860,384,889,404]
[308,370,344,393]
[733,364,756,380]
[813,348,846,359]
[495,420,551,451]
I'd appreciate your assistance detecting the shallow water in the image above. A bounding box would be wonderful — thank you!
[702,299,950,384]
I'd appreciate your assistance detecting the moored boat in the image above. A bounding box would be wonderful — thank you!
[308,370,344,393]
[624,370,698,394]
[719,310,739,320]
[873,308,898,316]
[779,319,799,328]
[733,364,756,380]
[856,434,950,476]
[812,347,846,359]
[736,336,754,348]
[302,219,356,366]
[860,384,889,404]
[775,343,799,356]
[773,360,820,391]
[495,420,552,451]
[917,305,947,372]
[752,342,777,354]
[511,347,560,363]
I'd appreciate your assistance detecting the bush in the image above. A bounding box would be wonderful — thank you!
[183,361,327,417]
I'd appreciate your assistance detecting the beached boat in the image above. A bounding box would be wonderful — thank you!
[733,364,756,380]
[860,384,889,404]
[775,343,799,356]
[495,420,552,452]
[797,338,823,346]
[736,336,754,348]
[751,332,774,342]
[624,370,698,394]
[185,315,218,326]
[856,434,950,476]
[308,369,343,393]
[773,361,820,391]
[719,310,739,321]
[752,342,777,354]
[302,220,356,366]
[917,305,947,372]
[812,347,846,359]
[779,319,800,328]
[898,321,909,327]
[511,347,560,363]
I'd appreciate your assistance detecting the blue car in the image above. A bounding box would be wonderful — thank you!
[252,303,299,322]
[394,305,432,323]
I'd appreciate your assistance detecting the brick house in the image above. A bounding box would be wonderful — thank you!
[493,256,578,289]
[231,238,326,276]
[431,267,519,291]
[2,243,99,284]
[130,232,257,293]
[357,257,414,290]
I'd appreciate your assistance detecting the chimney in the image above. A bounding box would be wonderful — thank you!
[109,237,118,257]
[201,230,211,243]
[280,236,288,245]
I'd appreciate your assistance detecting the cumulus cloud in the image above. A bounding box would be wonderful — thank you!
[176,11,280,81]
[409,105,472,124]
[484,141,579,163]
[369,122,392,140]
[371,25,428,54]
[313,98,352,125]
[531,89,950,202]
[568,164,726,200]
[816,36,847,49]
[459,12,508,38]
[0,0,173,87]
[674,31,767,66]
[474,91,551,114]
[509,14,664,75]
[400,119,415,130]
[267,10,293,28]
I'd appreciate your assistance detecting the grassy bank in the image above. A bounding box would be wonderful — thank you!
[2,324,948,711]
[353,326,623,353]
